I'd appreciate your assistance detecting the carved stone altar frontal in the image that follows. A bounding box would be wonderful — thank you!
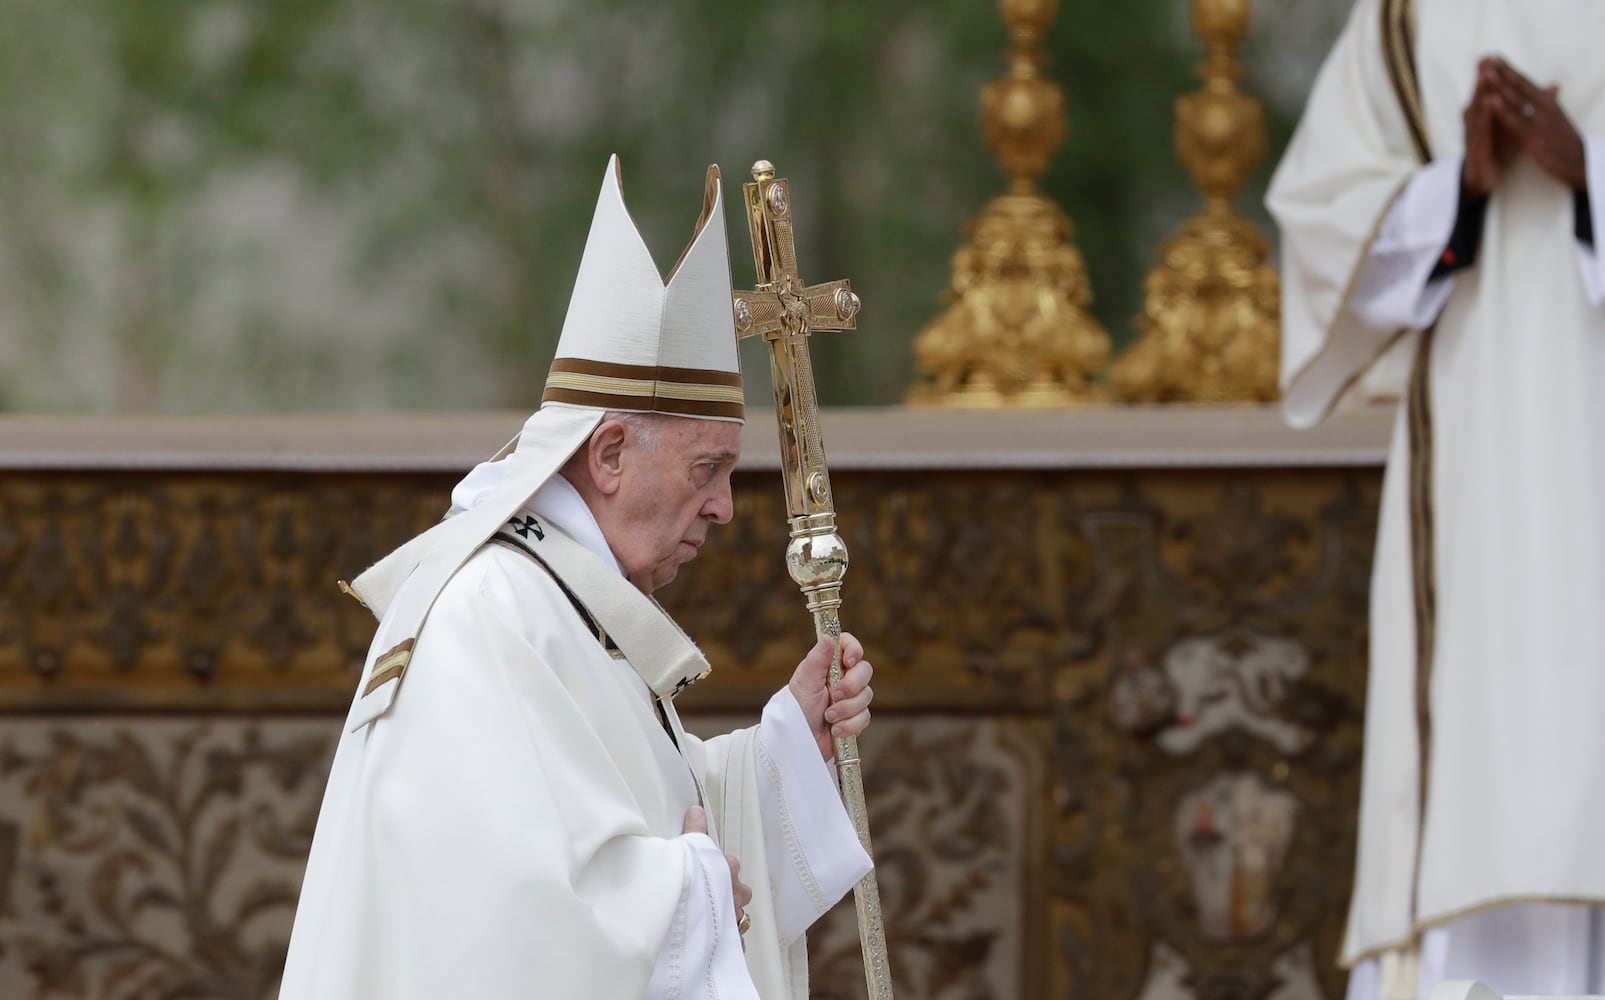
[0,408,1388,999]
[0,719,330,999]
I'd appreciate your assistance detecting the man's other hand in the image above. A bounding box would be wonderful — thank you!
[788,633,875,761]
[683,806,752,928]
[1464,60,1519,196]
[1485,56,1586,190]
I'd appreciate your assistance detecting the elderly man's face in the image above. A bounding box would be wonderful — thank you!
[609,416,740,594]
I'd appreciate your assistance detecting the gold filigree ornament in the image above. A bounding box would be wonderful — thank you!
[1111,0,1280,403]
[908,0,1110,406]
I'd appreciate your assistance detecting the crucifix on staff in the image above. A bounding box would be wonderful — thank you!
[734,159,894,1000]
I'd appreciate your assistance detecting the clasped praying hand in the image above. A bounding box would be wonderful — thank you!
[1464,55,1586,195]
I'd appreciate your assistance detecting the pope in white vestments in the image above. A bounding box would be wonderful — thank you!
[1268,1,1605,997]
[277,156,875,1000]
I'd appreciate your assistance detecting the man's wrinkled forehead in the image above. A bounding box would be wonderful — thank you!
[681,418,742,462]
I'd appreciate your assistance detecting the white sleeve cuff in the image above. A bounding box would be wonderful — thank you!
[646,834,759,1000]
[1350,156,1463,331]
[754,688,874,946]
[1577,136,1605,306]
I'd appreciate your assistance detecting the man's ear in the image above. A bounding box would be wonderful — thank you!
[587,420,628,496]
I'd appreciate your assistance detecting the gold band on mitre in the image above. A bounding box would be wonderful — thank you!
[543,358,744,420]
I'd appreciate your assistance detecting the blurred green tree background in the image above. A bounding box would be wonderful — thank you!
[0,0,1349,412]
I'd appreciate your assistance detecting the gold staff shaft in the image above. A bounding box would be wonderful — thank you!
[810,599,894,1000]
[732,160,893,1000]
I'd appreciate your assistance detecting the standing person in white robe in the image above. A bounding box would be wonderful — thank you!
[1269,1,1605,997]
[277,155,876,1000]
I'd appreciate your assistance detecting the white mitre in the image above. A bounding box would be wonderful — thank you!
[341,154,741,729]
[543,157,744,422]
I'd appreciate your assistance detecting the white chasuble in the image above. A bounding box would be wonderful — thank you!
[280,480,869,999]
[1268,0,1605,979]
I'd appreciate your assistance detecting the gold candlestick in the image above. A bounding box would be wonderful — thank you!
[907,0,1109,406]
[1111,0,1280,403]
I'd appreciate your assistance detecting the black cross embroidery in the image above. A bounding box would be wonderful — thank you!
[509,515,545,540]
[672,669,710,696]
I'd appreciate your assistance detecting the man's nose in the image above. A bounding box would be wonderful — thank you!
[705,481,734,524]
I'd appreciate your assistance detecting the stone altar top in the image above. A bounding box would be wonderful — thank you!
[0,404,1392,472]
